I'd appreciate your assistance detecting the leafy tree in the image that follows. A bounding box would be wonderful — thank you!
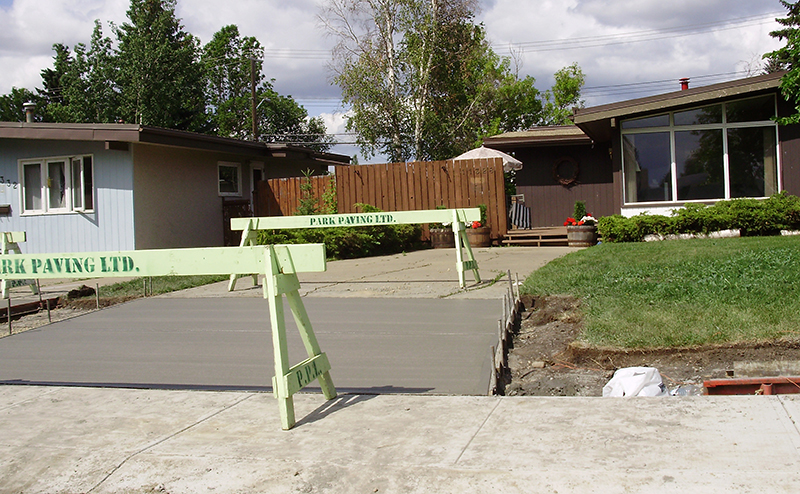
[115,0,207,131]
[541,62,585,126]
[37,43,73,120]
[202,24,264,139]
[0,87,37,121]
[321,0,574,162]
[84,20,119,123]
[765,0,800,125]
[202,24,334,150]
[28,21,118,124]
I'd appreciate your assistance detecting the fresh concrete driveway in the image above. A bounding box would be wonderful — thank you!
[0,297,501,395]
[0,247,575,395]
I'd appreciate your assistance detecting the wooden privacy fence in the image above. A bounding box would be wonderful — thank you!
[256,158,508,241]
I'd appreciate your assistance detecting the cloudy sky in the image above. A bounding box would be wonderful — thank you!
[0,0,787,161]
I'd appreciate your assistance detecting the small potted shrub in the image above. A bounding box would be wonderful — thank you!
[565,201,598,247]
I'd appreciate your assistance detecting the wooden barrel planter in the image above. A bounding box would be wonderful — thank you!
[465,226,492,247]
[567,225,598,247]
[430,229,455,249]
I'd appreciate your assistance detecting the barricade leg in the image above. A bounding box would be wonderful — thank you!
[452,211,481,288]
[228,221,259,291]
[264,245,336,429]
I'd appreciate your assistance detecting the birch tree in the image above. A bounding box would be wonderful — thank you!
[320,0,545,162]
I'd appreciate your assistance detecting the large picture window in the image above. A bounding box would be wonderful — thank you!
[19,155,94,214]
[621,95,779,204]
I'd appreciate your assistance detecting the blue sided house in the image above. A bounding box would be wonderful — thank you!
[0,122,350,254]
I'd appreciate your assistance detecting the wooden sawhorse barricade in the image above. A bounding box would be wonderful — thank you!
[0,243,335,430]
[1,231,38,299]
[229,208,483,291]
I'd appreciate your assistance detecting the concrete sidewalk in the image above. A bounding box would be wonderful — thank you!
[2,246,800,492]
[2,386,799,493]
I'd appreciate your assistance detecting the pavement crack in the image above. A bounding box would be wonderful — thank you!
[86,393,255,493]
[0,387,60,413]
[453,398,501,465]
[778,396,800,452]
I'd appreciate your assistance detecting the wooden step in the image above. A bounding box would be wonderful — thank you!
[502,227,569,247]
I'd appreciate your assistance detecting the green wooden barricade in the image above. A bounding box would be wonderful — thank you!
[1,232,38,299]
[229,208,483,291]
[0,244,335,430]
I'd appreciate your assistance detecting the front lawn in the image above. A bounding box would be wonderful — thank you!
[521,235,800,349]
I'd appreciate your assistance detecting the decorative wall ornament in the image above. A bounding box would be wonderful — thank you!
[553,156,580,187]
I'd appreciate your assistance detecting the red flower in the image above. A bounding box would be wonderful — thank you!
[471,221,482,229]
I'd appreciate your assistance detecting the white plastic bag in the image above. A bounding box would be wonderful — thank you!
[602,367,669,397]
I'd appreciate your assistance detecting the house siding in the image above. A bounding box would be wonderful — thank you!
[0,139,135,254]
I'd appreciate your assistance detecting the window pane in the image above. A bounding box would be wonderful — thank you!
[83,156,94,210]
[621,114,669,129]
[72,158,83,209]
[218,164,239,195]
[48,161,67,209]
[674,105,722,126]
[728,127,778,198]
[675,130,724,200]
[623,132,672,202]
[23,163,42,211]
[726,95,775,123]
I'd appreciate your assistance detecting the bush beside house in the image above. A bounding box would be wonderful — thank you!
[598,192,800,242]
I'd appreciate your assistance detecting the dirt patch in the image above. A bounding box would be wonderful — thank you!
[506,295,800,396]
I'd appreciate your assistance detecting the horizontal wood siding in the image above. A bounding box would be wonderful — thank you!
[0,139,135,254]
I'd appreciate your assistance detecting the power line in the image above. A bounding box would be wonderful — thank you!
[500,13,780,54]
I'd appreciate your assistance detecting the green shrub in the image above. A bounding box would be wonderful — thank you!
[256,204,423,260]
[598,192,800,242]
[597,215,643,242]
[574,201,587,221]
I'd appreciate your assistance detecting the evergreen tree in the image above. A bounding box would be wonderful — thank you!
[115,0,207,131]
[0,87,37,121]
[765,0,800,125]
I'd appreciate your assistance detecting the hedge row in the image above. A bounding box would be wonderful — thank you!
[597,192,800,243]
[256,204,424,260]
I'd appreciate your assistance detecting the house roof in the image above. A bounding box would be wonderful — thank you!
[0,122,351,165]
[483,125,592,149]
[572,71,784,142]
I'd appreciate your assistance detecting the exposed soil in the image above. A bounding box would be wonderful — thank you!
[506,295,800,396]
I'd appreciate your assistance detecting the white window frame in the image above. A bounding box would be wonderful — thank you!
[620,95,780,206]
[18,154,95,215]
[218,161,242,197]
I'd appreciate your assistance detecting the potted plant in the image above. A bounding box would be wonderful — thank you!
[565,201,598,247]
[430,206,455,249]
[465,204,492,247]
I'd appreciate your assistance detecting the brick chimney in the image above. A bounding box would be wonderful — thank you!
[679,78,690,91]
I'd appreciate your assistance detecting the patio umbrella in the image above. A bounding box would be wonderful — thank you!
[452,145,523,172]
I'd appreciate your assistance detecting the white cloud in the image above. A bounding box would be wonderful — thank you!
[0,0,788,121]
[478,0,784,105]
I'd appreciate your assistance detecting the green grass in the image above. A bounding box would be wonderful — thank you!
[89,275,229,299]
[521,235,800,349]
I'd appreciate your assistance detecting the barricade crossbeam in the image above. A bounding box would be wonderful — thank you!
[229,208,483,290]
[0,244,334,430]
